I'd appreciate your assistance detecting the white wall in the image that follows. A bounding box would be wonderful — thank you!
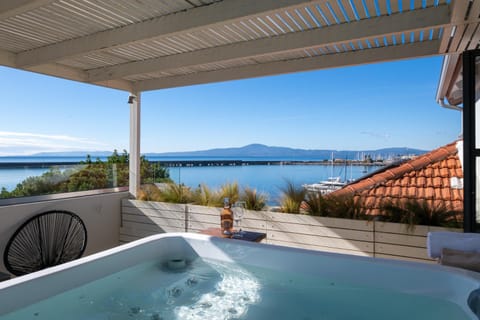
[0,191,129,274]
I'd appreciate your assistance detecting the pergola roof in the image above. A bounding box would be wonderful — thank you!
[435,1,480,106]
[0,0,478,93]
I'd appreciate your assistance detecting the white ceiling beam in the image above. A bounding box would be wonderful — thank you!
[93,79,134,92]
[15,0,316,68]
[26,63,88,81]
[0,48,132,91]
[438,0,470,53]
[0,49,16,67]
[24,63,133,92]
[135,40,440,92]
[88,5,450,82]
[0,0,56,21]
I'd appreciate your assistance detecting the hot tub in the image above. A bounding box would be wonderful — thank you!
[1,233,479,319]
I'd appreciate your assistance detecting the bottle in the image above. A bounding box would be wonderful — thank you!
[220,197,233,236]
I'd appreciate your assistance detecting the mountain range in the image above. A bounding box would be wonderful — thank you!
[33,144,427,160]
[147,144,426,159]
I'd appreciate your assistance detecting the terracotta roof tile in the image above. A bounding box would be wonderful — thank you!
[383,170,396,177]
[425,187,435,199]
[442,177,450,186]
[436,188,445,200]
[384,185,392,195]
[375,187,385,196]
[453,200,463,211]
[407,186,417,197]
[365,196,375,207]
[449,168,458,177]
[331,140,463,217]
[391,186,401,197]
[426,178,434,188]
[441,187,451,199]
[456,167,463,177]
[433,176,442,187]
[424,167,433,176]
[417,187,425,199]
[417,176,426,186]
[447,158,457,168]
[439,167,449,178]
[401,176,411,187]
[452,189,463,201]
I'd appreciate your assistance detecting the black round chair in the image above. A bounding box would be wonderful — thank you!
[3,210,87,276]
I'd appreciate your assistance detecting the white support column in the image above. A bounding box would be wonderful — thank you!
[128,92,141,198]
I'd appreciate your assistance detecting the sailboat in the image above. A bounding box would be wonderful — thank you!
[302,177,347,194]
[302,152,349,194]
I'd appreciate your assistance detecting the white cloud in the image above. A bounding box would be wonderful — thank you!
[0,131,109,156]
[360,131,391,140]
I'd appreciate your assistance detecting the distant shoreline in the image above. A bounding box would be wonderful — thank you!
[0,160,385,169]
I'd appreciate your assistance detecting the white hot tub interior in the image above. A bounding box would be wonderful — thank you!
[0,233,480,320]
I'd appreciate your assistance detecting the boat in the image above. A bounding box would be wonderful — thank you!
[302,152,350,194]
[302,176,347,194]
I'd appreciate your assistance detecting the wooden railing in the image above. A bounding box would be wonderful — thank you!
[121,200,462,263]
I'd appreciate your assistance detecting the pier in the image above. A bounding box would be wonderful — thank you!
[0,160,384,168]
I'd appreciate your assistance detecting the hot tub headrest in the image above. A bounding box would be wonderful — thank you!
[427,231,480,259]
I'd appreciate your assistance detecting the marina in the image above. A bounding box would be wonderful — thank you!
[0,159,383,203]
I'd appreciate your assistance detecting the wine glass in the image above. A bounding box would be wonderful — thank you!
[232,201,246,237]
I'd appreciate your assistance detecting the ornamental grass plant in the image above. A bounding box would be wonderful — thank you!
[240,187,267,211]
[192,183,224,207]
[379,198,461,228]
[279,180,307,214]
[160,183,193,203]
[219,182,239,204]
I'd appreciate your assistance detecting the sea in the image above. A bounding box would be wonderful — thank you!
[0,156,382,203]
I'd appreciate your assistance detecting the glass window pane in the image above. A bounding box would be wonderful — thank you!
[476,56,479,102]
[476,56,480,148]
[476,100,480,149]
[476,157,480,223]
[476,56,480,230]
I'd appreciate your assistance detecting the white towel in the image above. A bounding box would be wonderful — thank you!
[427,231,480,258]
[439,248,480,272]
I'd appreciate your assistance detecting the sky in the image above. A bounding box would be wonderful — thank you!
[0,56,462,156]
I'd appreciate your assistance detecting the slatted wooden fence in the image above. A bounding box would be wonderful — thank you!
[121,200,461,263]
[373,223,461,262]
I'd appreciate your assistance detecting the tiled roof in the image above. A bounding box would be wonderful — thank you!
[331,140,463,215]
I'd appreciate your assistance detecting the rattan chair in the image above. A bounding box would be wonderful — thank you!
[3,210,87,276]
